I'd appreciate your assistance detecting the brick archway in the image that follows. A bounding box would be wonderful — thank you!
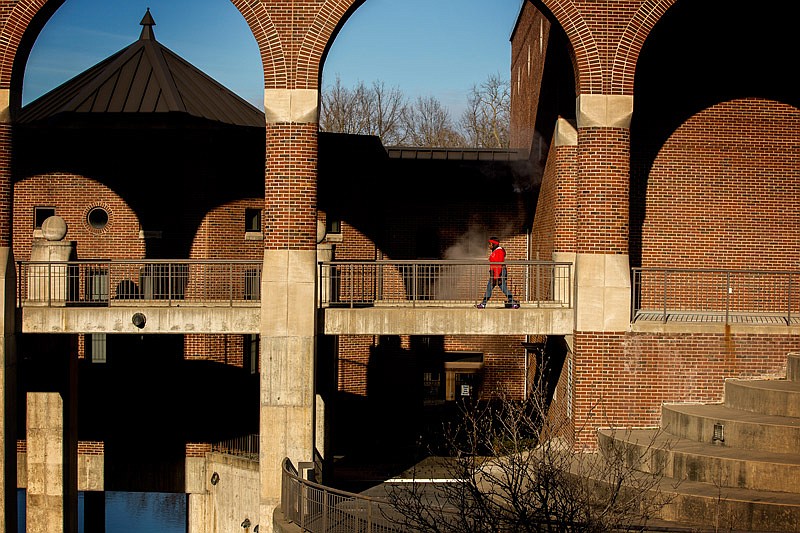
[611,0,676,94]
[537,0,677,96]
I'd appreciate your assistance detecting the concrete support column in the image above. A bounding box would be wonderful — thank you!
[260,90,319,532]
[26,391,77,533]
[259,250,316,527]
[82,491,105,533]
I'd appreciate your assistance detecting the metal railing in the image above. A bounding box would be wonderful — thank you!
[318,260,572,308]
[281,458,400,533]
[17,260,262,307]
[211,433,259,461]
[632,268,800,325]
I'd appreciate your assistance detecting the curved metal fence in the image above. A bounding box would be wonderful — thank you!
[281,458,400,533]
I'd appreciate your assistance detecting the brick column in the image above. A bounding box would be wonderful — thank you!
[259,90,319,529]
[571,95,633,447]
[0,104,16,531]
[573,95,633,332]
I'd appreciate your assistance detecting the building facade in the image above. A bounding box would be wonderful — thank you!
[0,0,797,532]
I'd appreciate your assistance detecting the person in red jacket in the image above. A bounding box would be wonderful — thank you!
[476,236,519,308]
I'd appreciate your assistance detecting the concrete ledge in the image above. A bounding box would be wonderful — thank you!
[20,306,261,333]
[320,307,574,335]
[273,507,303,533]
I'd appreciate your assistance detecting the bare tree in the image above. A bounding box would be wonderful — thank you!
[361,80,408,145]
[402,95,465,148]
[460,73,510,148]
[320,77,408,145]
[383,382,673,532]
[321,76,511,148]
[319,75,363,134]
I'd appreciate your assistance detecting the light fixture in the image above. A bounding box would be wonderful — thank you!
[132,312,146,329]
[712,423,724,442]
[241,518,251,529]
[210,472,219,485]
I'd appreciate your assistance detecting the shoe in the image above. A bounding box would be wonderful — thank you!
[475,303,486,309]
[511,303,520,309]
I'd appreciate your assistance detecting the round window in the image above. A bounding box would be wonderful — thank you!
[87,207,109,230]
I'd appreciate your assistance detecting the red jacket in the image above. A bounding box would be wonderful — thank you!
[489,245,506,279]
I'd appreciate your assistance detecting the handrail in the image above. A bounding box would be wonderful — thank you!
[17,260,262,308]
[631,267,800,325]
[318,260,572,308]
[281,457,400,532]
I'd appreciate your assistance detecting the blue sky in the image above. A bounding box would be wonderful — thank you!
[23,0,523,117]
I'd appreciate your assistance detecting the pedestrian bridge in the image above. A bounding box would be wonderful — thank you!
[15,259,574,336]
[19,261,800,336]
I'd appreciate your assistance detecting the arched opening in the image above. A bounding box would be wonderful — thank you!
[13,2,266,528]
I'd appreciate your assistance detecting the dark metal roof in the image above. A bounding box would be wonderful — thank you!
[18,9,265,128]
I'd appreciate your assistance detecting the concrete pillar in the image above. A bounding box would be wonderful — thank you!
[82,491,105,533]
[316,241,334,478]
[26,392,72,533]
[259,249,316,527]
[259,88,319,532]
[28,233,74,306]
[25,346,77,533]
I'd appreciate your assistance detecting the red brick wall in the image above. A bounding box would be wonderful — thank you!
[190,200,264,261]
[337,335,372,396]
[577,128,629,254]
[13,173,145,261]
[264,124,317,250]
[641,99,800,270]
[572,331,799,446]
[510,3,549,152]
[532,137,579,259]
[185,334,245,367]
[0,123,10,246]
[337,334,527,401]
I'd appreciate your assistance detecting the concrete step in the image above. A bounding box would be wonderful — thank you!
[724,378,800,417]
[789,352,800,382]
[656,474,800,532]
[588,443,800,532]
[598,428,800,493]
[661,403,800,455]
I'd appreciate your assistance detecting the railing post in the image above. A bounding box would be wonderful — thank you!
[662,270,667,323]
[412,263,418,308]
[788,272,793,326]
[168,262,173,306]
[725,271,730,325]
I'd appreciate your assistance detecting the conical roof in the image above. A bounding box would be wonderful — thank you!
[18,9,265,128]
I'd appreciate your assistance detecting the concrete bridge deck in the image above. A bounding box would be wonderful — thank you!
[20,304,800,336]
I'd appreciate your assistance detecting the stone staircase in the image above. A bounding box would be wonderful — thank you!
[598,352,800,532]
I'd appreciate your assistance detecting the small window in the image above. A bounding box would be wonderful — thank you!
[244,269,261,301]
[87,207,109,230]
[34,207,56,229]
[245,209,261,233]
[326,218,341,234]
[89,334,107,364]
[244,334,259,374]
